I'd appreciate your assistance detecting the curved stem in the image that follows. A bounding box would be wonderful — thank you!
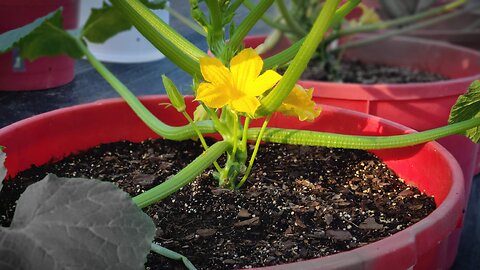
[236,116,270,189]
[330,0,361,26]
[258,0,341,116]
[336,7,468,52]
[262,0,363,70]
[241,117,251,147]
[326,0,465,45]
[182,111,222,172]
[232,114,239,156]
[110,0,206,76]
[276,0,306,36]
[243,0,291,32]
[165,5,206,36]
[246,118,480,149]
[77,38,216,140]
[228,0,275,52]
[133,141,230,208]
[150,243,197,270]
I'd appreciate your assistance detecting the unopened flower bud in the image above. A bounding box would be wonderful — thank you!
[162,75,186,112]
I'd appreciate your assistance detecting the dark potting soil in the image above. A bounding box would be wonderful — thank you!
[298,59,449,84]
[0,139,436,270]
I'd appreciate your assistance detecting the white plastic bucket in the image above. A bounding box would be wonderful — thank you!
[79,0,168,63]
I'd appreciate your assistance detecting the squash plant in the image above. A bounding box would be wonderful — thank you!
[241,0,467,79]
[0,0,479,268]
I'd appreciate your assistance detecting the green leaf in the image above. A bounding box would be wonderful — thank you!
[0,9,82,60]
[0,174,155,270]
[449,80,480,143]
[0,148,6,192]
[81,2,132,43]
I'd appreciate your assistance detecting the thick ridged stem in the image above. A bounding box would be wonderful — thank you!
[246,118,480,149]
[133,141,230,208]
[77,39,216,140]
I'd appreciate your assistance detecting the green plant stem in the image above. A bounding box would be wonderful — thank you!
[263,37,304,70]
[205,0,225,55]
[243,0,291,32]
[254,29,283,55]
[241,117,251,147]
[182,111,222,172]
[262,0,363,70]
[247,118,480,149]
[276,0,306,36]
[258,0,341,116]
[330,0,361,26]
[201,103,228,135]
[232,114,239,156]
[228,0,275,52]
[133,141,229,208]
[110,0,206,76]
[151,243,197,270]
[165,5,206,36]
[76,38,216,140]
[326,0,465,44]
[337,7,468,52]
[236,116,270,189]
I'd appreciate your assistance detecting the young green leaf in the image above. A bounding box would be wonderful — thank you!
[81,2,132,43]
[449,80,480,143]
[0,148,6,191]
[0,174,155,270]
[0,9,82,60]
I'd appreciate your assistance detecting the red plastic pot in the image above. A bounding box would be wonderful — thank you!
[0,0,79,91]
[245,35,480,194]
[0,96,465,269]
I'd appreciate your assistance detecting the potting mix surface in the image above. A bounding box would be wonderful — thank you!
[0,139,436,269]
[298,59,449,84]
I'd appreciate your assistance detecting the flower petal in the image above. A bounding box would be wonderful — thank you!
[200,57,231,85]
[231,96,261,115]
[277,85,321,121]
[196,82,230,108]
[230,48,263,94]
[248,70,282,96]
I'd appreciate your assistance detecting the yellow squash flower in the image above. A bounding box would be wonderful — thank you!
[196,48,282,115]
[277,84,321,121]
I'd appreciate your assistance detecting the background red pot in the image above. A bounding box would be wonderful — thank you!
[245,35,480,196]
[0,96,465,269]
[0,0,79,91]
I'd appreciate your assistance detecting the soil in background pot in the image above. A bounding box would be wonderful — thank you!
[0,138,436,270]
[282,59,449,84]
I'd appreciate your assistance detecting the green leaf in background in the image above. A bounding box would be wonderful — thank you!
[0,9,82,60]
[81,2,132,43]
[0,174,155,270]
[449,80,480,143]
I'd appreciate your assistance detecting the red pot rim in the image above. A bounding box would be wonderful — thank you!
[246,34,480,101]
[0,96,465,269]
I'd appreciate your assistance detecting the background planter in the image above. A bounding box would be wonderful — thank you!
[245,35,480,196]
[78,0,169,63]
[0,96,465,269]
[0,0,79,91]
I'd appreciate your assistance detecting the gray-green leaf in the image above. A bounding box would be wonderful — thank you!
[449,80,480,143]
[0,9,83,60]
[0,174,155,270]
[81,2,132,43]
